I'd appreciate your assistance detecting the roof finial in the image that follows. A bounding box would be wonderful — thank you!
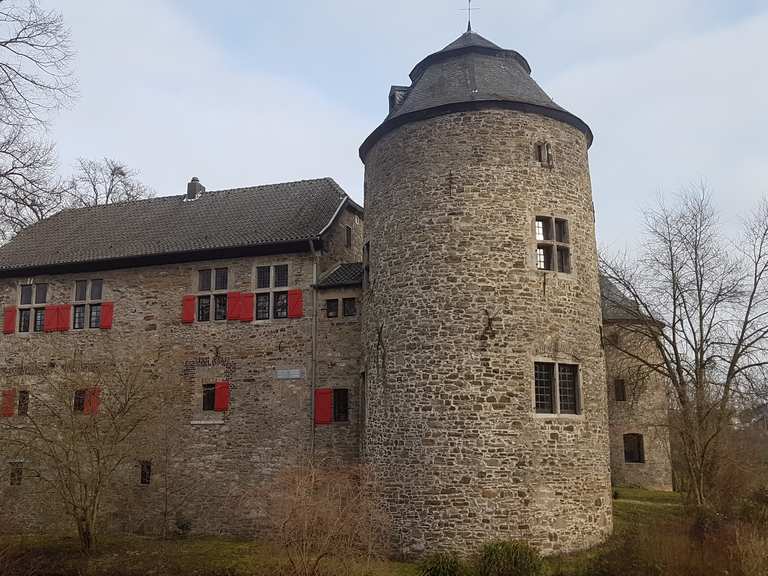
[466,0,473,32]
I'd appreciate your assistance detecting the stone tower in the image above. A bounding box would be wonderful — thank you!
[360,30,612,556]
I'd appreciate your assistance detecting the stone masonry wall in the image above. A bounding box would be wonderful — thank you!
[362,109,613,557]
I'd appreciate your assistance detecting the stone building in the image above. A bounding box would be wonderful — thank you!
[0,30,670,555]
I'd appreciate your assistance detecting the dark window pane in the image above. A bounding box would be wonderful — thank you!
[197,296,210,322]
[558,364,579,414]
[89,304,102,329]
[624,434,645,463]
[615,379,627,402]
[202,384,216,411]
[20,285,32,306]
[274,265,288,288]
[333,389,349,422]
[345,226,352,248]
[35,284,48,304]
[256,293,270,320]
[273,292,288,319]
[214,294,228,320]
[326,299,338,318]
[198,269,211,292]
[73,389,86,412]
[18,309,30,333]
[75,280,88,302]
[214,268,228,291]
[555,219,569,243]
[140,461,152,485]
[343,298,357,317]
[9,462,22,486]
[256,266,271,289]
[33,309,45,332]
[17,391,29,416]
[90,279,103,301]
[557,247,571,273]
[73,305,86,330]
[534,362,555,414]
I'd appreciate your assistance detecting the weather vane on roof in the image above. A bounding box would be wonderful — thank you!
[461,0,478,33]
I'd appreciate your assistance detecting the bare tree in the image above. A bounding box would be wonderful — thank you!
[66,157,152,208]
[0,356,157,553]
[600,185,768,507]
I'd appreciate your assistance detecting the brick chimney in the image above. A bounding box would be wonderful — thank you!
[186,177,205,200]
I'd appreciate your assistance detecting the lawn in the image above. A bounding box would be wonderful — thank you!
[0,489,682,576]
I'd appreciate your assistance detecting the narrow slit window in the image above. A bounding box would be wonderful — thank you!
[614,379,627,402]
[345,226,352,248]
[139,461,152,485]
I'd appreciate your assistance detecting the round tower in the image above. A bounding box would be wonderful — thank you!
[360,30,612,556]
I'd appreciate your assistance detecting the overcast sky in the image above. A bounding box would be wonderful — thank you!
[45,0,768,250]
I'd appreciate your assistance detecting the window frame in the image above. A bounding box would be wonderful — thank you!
[623,433,645,464]
[532,360,582,417]
[326,298,339,318]
[535,142,553,167]
[253,263,291,321]
[202,383,216,411]
[614,379,627,402]
[345,225,352,249]
[333,388,350,423]
[196,268,229,322]
[534,216,572,273]
[18,282,48,333]
[139,460,152,485]
[72,279,104,330]
[342,298,357,317]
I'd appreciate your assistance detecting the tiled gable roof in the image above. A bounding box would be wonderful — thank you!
[0,178,358,275]
[317,262,363,288]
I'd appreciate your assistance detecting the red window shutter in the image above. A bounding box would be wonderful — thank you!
[287,289,304,318]
[314,388,333,425]
[1,389,15,417]
[182,295,195,324]
[227,292,241,321]
[214,381,230,412]
[240,293,254,322]
[2,306,16,334]
[84,387,101,415]
[58,304,71,332]
[44,306,58,332]
[100,302,114,329]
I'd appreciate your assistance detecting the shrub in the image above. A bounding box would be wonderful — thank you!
[689,505,724,543]
[474,541,543,576]
[174,515,192,537]
[419,552,467,576]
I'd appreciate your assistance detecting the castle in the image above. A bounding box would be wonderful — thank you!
[0,30,671,556]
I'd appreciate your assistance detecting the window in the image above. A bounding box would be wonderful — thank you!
[363,242,370,289]
[326,299,339,318]
[73,279,104,330]
[534,216,571,273]
[18,283,47,333]
[333,388,349,422]
[614,379,627,402]
[9,462,22,486]
[343,298,357,317]
[202,383,216,411]
[534,362,581,415]
[17,391,29,416]
[254,264,290,320]
[624,434,645,463]
[139,461,152,485]
[73,389,86,412]
[197,268,228,322]
[345,225,352,248]
[535,142,552,166]
[202,382,229,412]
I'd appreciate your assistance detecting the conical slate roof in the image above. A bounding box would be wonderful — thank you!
[360,30,592,161]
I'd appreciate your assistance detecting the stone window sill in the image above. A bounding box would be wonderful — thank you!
[190,420,225,426]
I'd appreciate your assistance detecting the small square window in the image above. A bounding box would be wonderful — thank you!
[273,292,288,319]
[73,305,86,329]
[214,294,227,321]
[256,266,271,289]
[333,389,349,422]
[345,226,352,248]
[33,309,45,332]
[20,285,33,306]
[35,284,48,304]
[9,462,22,486]
[202,384,216,411]
[274,265,289,288]
[214,268,228,291]
[18,309,30,333]
[73,389,86,412]
[198,269,212,292]
[17,391,29,416]
[89,304,102,329]
[256,293,270,320]
[343,298,357,317]
[197,295,211,322]
[139,461,152,485]
[326,299,339,318]
[90,279,103,301]
[75,280,88,302]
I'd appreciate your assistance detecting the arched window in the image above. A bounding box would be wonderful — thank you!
[623,433,645,463]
